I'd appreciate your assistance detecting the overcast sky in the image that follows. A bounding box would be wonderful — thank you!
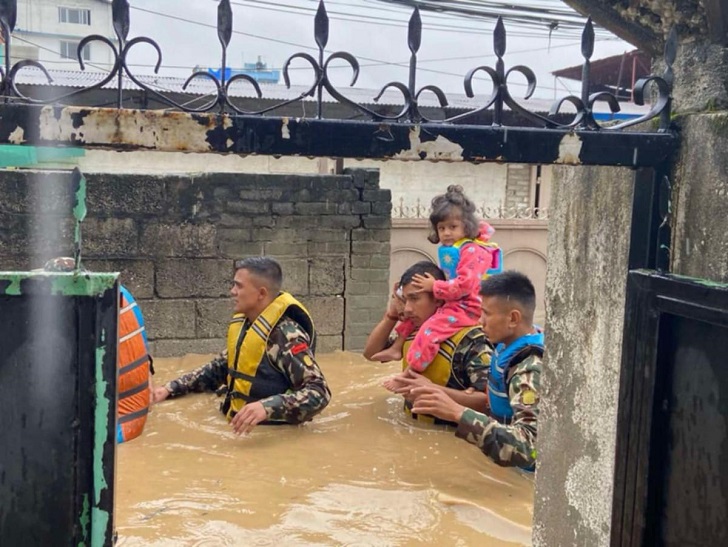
[123,0,636,100]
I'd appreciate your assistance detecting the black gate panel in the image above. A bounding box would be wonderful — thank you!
[611,271,728,547]
[0,273,118,546]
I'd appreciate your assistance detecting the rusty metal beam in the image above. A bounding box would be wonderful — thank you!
[562,1,662,55]
[0,104,677,167]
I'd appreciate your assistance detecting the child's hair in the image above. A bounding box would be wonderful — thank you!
[427,185,480,244]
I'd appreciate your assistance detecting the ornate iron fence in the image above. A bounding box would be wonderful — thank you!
[393,197,548,220]
[0,0,675,131]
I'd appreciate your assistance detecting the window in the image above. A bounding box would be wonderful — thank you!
[60,41,91,61]
[58,7,91,25]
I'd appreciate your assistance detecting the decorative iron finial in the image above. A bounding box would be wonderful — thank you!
[112,0,130,43]
[314,0,329,51]
[580,18,594,107]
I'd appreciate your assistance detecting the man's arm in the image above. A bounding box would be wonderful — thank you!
[155,350,229,400]
[412,355,541,468]
[363,283,404,360]
[454,356,540,468]
[260,322,331,424]
[363,313,398,360]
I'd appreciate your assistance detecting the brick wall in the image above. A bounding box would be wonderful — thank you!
[0,168,390,355]
[504,164,533,209]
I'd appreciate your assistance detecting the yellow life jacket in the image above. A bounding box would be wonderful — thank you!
[224,292,315,421]
[402,325,480,424]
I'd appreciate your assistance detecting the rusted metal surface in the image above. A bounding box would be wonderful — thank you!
[0,103,678,166]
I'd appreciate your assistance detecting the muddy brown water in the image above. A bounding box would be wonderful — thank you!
[115,352,534,546]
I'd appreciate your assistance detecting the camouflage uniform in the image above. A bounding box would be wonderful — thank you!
[164,316,331,424]
[445,328,491,392]
[405,327,492,426]
[454,352,541,468]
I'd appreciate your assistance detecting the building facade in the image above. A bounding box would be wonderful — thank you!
[6,0,114,69]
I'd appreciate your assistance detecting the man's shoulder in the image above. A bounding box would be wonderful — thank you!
[456,326,491,348]
[506,352,543,383]
[271,316,310,343]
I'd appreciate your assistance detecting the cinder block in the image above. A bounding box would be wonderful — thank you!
[277,258,310,295]
[297,296,344,336]
[272,202,295,215]
[218,240,265,259]
[350,255,370,269]
[216,214,253,228]
[363,189,391,202]
[238,189,284,201]
[345,281,371,295]
[351,228,390,242]
[227,201,270,214]
[149,338,226,358]
[156,259,233,298]
[315,334,343,354]
[253,216,276,228]
[196,299,235,338]
[308,229,349,243]
[86,173,166,215]
[0,171,73,215]
[83,218,139,257]
[142,299,196,339]
[351,241,390,255]
[294,202,339,215]
[84,259,155,299]
[370,254,391,270]
[320,215,362,230]
[371,201,393,216]
[140,222,217,257]
[346,294,385,310]
[343,334,372,352]
[308,241,350,256]
[343,168,381,190]
[310,258,345,295]
[264,241,309,257]
[363,216,391,230]
[251,228,309,244]
[348,268,390,282]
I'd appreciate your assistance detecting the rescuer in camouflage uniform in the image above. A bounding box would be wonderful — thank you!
[152,257,330,434]
[364,261,492,424]
[411,271,543,469]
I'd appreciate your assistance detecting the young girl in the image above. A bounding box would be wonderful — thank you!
[374,185,498,369]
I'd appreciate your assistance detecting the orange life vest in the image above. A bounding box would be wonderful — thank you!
[117,286,151,443]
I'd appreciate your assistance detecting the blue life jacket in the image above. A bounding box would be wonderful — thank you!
[438,238,502,281]
[487,331,544,423]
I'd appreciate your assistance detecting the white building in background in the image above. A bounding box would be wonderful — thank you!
[8,0,114,69]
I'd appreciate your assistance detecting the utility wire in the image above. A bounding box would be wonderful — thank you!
[128,5,621,91]
[228,0,603,37]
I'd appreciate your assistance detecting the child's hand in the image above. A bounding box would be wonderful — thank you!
[411,273,435,292]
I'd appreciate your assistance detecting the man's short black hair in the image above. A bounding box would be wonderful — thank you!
[399,261,446,287]
[234,256,283,293]
[480,271,536,319]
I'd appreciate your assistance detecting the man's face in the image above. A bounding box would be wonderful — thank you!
[401,281,439,327]
[230,268,264,315]
[480,295,515,345]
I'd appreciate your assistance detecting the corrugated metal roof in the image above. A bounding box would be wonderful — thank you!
[13,68,650,114]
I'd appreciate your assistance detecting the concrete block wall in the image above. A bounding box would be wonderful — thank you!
[504,164,533,210]
[0,168,391,356]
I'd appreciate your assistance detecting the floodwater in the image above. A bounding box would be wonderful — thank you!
[115,352,534,546]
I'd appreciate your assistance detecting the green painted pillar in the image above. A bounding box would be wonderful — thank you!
[0,271,119,546]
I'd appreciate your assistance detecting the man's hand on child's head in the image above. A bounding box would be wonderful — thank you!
[411,273,436,292]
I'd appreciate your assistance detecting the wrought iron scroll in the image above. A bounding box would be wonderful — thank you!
[0,0,674,130]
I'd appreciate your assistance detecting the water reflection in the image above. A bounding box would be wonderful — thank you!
[116,352,533,546]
